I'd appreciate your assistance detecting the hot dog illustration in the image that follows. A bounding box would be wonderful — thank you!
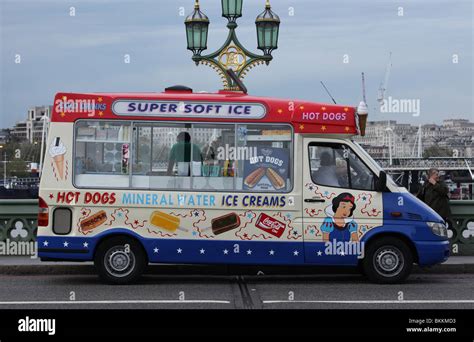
[244,167,266,188]
[80,210,107,232]
[266,167,285,190]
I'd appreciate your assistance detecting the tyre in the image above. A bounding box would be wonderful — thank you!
[94,236,147,284]
[362,237,413,284]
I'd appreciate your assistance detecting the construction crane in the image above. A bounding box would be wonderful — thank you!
[377,52,392,105]
[361,72,367,103]
[411,124,423,158]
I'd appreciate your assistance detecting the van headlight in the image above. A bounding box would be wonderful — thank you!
[426,222,448,237]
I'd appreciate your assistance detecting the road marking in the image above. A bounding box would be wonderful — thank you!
[0,299,231,305]
[263,300,474,304]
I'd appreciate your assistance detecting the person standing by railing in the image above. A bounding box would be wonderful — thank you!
[417,168,452,228]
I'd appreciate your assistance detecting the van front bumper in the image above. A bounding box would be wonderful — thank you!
[414,240,450,266]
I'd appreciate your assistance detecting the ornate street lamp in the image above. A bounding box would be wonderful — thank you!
[221,0,243,25]
[185,0,210,56]
[256,0,280,56]
[185,0,280,90]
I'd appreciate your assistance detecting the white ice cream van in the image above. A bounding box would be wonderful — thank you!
[37,87,449,284]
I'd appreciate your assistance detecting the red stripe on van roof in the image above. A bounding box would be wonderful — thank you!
[51,92,359,135]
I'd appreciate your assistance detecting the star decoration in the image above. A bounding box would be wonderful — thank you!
[199,248,205,254]
[345,126,350,132]
[62,96,67,101]
[344,107,349,112]
[153,247,159,253]
[246,249,252,255]
[49,193,54,199]
[246,213,253,219]
[177,248,182,254]
[60,112,65,117]
[322,106,326,111]
[97,97,103,102]
[299,124,305,130]
[43,241,49,247]
[317,250,322,256]
[299,106,304,110]
[321,125,327,131]
[293,250,299,256]
[83,242,89,248]
[269,250,275,256]
[223,249,229,255]
[98,111,104,117]
[277,109,283,114]
[63,241,69,247]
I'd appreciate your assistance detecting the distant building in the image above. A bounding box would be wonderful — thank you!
[355,118,474,158]
[0,129,10,145]
[10,106,52,143]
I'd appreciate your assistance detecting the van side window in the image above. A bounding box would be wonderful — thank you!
[132,123,292,192]
[74,121,131,188]
[235,124,292,192]
[132,123,200,189]
[74,121,294,192]
[308,142,375,191]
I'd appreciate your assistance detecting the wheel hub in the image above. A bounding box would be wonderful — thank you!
[373,246,404,277]
[104,246,136,277]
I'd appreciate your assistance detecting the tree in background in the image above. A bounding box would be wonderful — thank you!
[0,141,41,177]
[423,145,453,158]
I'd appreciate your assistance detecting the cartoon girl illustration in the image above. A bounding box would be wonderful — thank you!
[321,192,359,242]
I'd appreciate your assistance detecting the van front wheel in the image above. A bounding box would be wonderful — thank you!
[362,237,413,284]
[94,236,147,284]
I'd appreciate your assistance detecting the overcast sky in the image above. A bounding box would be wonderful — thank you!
[0,0,472,129]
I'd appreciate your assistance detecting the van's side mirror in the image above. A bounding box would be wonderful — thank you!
[375,171,387,192]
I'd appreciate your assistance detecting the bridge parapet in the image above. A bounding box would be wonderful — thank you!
[0,199,473,255]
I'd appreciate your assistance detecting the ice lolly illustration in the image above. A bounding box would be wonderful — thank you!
[202,213,241,235]
[49,137,67,180]
[149,211,188,232]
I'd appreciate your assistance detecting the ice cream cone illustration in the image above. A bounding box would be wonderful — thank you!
[49,137,67,180]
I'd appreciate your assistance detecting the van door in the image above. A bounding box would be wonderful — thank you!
[302,138,383,264]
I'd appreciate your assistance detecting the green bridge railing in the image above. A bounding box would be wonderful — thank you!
[0,199,473,255]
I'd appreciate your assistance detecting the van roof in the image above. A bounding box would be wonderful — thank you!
[52,90,359,135]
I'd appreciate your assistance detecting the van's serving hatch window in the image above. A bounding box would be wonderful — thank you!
[74,121,293,192]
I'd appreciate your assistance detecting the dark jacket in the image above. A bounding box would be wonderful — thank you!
[417,181,451,219]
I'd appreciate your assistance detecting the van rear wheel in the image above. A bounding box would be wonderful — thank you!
[362,237,413,284]
[94,236,147,284]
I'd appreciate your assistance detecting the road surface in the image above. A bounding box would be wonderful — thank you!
[0,271,472,309]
